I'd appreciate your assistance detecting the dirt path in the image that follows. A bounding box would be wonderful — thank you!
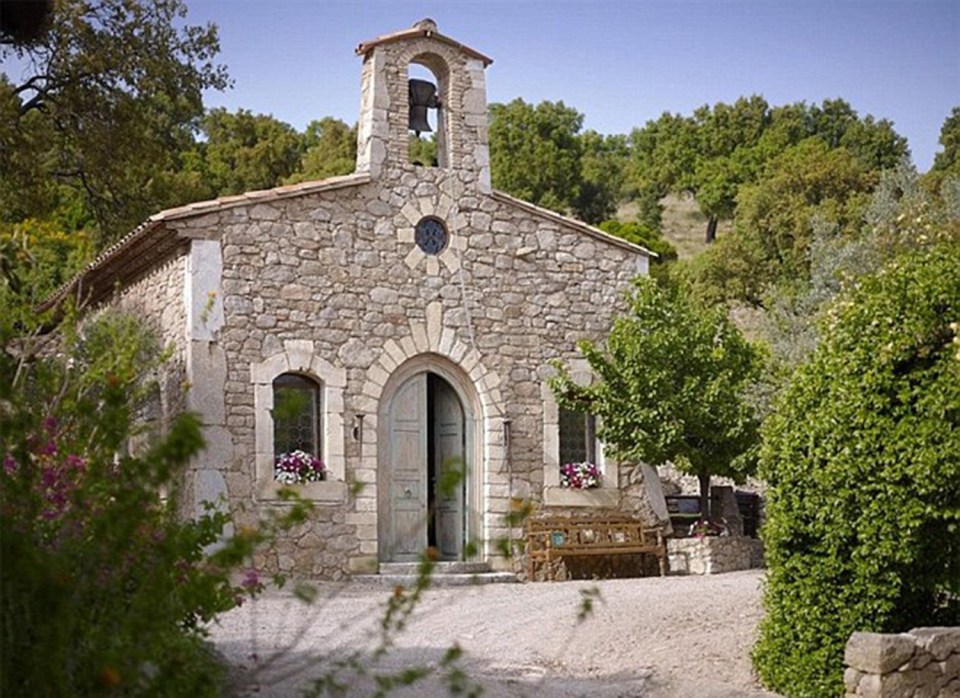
[210,570,781,697]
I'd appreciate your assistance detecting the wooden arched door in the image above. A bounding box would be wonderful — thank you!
[384,372,465,561]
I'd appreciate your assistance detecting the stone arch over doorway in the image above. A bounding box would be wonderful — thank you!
[352,303,507,569]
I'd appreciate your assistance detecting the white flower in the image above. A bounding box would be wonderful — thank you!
[275,471,298,485]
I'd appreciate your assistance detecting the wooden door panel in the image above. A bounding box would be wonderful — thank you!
[387,374,427,561]
[433,378,465,560]
[393,509,425,557]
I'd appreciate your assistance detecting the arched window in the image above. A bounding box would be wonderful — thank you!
[252,343,346,501]
[272,373,324,483]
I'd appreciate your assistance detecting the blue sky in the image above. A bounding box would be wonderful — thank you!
[170,2,958,171]
[1,2,953,169]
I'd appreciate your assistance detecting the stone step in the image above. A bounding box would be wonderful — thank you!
[378,561,493,575]
[353,561,519,587]
[352,571,519,587]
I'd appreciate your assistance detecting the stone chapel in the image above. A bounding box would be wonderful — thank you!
[55,20,658,578]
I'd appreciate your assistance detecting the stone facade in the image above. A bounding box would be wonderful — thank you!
[666,536,764,575]
[57,21,654,580]
[844,628,960,697]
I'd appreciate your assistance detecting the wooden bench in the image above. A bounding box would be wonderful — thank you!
[526,514,667,581]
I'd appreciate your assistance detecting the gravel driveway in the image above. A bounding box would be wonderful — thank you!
[210,569,781,697]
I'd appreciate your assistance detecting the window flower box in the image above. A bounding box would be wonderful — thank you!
[274,450,326,484]
[560,461,601,489]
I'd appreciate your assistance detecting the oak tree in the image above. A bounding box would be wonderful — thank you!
[489,99,584,216]
[0,0,228,244]
[192,108,303,196]
[287,117,357,183]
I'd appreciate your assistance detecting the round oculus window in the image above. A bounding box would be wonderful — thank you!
[414,217,448,255]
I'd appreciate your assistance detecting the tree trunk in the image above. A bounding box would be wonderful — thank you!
[705,216,718,244]
[697,472,711,521]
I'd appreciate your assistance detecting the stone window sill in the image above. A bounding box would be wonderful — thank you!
[258,479,347,503]
[543,486,619,508]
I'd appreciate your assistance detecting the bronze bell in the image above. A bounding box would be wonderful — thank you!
[408,79,439,134]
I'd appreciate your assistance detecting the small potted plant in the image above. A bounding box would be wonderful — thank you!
[559,462,601,489]
[274,450,326,484]
[688,518,728,538]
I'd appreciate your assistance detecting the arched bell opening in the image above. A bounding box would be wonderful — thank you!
[406,55,449,168]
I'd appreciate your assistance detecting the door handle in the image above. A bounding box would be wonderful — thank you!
[404,488,413,498]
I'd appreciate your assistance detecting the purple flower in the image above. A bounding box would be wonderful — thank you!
[3,454,17,475]
[274,450,326,484]
[241,569,260,590]
[41,467,59,488]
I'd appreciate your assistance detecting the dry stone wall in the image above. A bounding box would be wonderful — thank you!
[109,254,188,354]
[844,628,960,697]
[85,251,192,512]
[666,536,764,575]
[102,253,190,431]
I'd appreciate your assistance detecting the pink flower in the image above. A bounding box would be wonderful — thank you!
[560,462,601,489]
[274,450,326,484]
[65,454,86,470]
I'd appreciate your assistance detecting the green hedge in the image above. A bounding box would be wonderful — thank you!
[753,243,960,697]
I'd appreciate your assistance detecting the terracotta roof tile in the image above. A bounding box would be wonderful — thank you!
[356,19,493,66]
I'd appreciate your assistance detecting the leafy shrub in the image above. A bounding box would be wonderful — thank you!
[753,243,960,697]
[0,219,93,301]
[680,226,771,306]
[0,278,306,695]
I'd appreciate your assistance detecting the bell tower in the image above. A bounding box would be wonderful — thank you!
[354,19,493,192]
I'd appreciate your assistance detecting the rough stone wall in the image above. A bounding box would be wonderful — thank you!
[169,165,643,577]
[844,628,960,697]
[666,536,764,575]
[93,252,191,512]
[621,463,673,533]
[253,514,358,581]
[104,253,190,426]
[109,254,187,351]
